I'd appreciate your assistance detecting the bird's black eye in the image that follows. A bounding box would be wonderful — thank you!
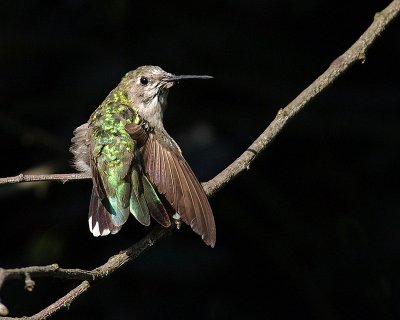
[140,77,149,85]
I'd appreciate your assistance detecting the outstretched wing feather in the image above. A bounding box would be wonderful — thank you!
[142,132,216,247]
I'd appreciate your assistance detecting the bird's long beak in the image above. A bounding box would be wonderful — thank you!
[163,73,213,82]
[161,73,212,88]
[166,74,213,81]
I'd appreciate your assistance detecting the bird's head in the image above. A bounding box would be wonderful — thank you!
[120,65,212,129]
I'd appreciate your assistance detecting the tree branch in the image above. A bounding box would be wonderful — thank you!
[0,172,91,185]
[1,0,399,318]
[203,0,400,196]
[0,226,172,319]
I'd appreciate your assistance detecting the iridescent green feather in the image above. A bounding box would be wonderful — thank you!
[89,92,164,228]
[142,174,171,227]
[90,99,136,226]
[129,166,151,226]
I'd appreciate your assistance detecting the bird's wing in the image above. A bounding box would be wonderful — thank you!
[87,102,169,237]
[125,122,171,228]
[141,129,216,247]
[70,123,91,172]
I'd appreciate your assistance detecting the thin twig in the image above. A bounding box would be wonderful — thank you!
[30,281,90,320]
[0,172,91,185]
[0,226,171,320]
[1,281,91,320]
[1,1,400,318]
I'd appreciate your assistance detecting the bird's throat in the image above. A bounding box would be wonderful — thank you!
[137,94,166,130]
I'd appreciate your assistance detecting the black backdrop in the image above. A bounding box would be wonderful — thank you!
[1,1,400,319]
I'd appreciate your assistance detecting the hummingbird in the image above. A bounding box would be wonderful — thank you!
[70,66,216,247]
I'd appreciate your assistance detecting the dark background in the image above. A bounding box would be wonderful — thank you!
[1,0,400,319]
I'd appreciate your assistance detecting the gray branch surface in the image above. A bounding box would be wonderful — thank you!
[1,0,400,318]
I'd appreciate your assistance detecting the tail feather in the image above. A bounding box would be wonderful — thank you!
[130,167,151,226]
[89,187,121,236]
[142,175,171,227]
